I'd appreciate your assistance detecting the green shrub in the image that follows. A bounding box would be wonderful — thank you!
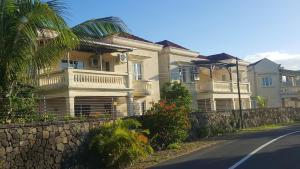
[86,119,153,169]
[167,143,181,150]
[141,82,191,150]
[142,100,190,150]
[161,82,192,110]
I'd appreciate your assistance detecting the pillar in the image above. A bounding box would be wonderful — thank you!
[66,97,75,117]
[210,98,216,111]
[248,98,252,109]
[127,92,134,116]
[231,98,236,110]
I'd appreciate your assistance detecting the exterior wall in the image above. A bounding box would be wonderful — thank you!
[157,48,170,87]
[248,59,281,108]
[107,36,162,114]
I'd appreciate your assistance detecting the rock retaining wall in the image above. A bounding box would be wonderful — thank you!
[190,108,300,138]
[0,120,106,169]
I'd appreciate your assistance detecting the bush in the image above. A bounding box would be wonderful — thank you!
[142,100,190,150]
[86,119,153,169]
[141,82,192,150]
[161,82,192,110]
[167,143,181,150]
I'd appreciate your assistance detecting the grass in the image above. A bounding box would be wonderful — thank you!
[127,121,299,169]
[239,121,297,133]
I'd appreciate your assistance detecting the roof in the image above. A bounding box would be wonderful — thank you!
[156,40,188,50]
[207,53,238,61]
[117,32,153,43]
[197,55,208,60]
[248,59,264,66]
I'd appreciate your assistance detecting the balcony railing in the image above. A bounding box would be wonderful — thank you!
[39,68,128,90]
[281,86,300,96]
[198,80,251,93]
[132,80,152,96]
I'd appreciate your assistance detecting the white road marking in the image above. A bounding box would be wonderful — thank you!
[228,130,300,169]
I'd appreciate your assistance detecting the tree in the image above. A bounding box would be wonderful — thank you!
[161,82,192,109]
[141,82,192,150]
[0,0,128,119]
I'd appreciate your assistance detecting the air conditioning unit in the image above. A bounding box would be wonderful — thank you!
[118,53,128,63]
[193,73,200,81]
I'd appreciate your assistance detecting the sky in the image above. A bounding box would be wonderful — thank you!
[64,0,300,70]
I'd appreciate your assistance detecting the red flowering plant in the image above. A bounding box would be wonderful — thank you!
[141,82,192,150]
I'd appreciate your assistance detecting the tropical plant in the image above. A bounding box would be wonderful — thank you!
[142,100,191,150]
[161,82,192,110]
[255,96,267,108]
[86,119,153,169]
[0,0,129,119]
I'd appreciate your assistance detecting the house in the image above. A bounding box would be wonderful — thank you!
[194,53,252,111]
[38,31,162,117]
[156,40,252,111]
[156,40,203,109]
[248,58,300,108]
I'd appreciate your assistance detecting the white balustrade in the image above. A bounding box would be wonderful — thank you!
[198,80,250,93]
[133,80,152,96]
[39,69,128,90]
[281,86,300,95]
[214,81,231,92]
[39,71,66,89]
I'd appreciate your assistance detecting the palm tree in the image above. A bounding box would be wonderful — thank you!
[0,0,128,118]
[255,96,267,108]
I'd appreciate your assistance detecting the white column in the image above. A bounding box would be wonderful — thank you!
[231,98,236,110]
[248,98,252,109]
[210,98,216,111]
[66,97,75,117]
[127,92,134,116]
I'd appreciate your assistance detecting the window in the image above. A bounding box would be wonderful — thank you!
[190,67,195,82]
[133,63,142,80]
[171,67,181,81]
[61,59,84,70]
[141,101,146,114]
[182,67,187,82]
[261,77,273,87]
[282,76,287,83]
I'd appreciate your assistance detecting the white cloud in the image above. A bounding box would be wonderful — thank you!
[244,51,300,70]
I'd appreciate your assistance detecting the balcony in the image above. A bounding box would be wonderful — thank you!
[281,86,300,96]
[132,80,152,96]
[198,80,251,93]
[39,68,129,90]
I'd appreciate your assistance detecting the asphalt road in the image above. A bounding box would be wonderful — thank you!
[150,124,300,169]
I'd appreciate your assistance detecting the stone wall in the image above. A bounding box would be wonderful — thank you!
[190,108,300,138]
[0,120,107,169]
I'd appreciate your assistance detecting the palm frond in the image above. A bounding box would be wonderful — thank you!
[72,16,129,40]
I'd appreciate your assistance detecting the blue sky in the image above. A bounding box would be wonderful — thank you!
[64,0,300,69]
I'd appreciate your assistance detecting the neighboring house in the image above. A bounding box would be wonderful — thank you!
[248,58,300,108]
[195,53,252,111]
[156,40,203,109]
[38,32,162,117]
[156,41,251,111]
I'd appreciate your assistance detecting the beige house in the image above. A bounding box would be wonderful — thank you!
[156,41,252,111]
[248,58,300,108]
[156,40,201,109]
[38,33,162,117]
[195,53,252,111]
